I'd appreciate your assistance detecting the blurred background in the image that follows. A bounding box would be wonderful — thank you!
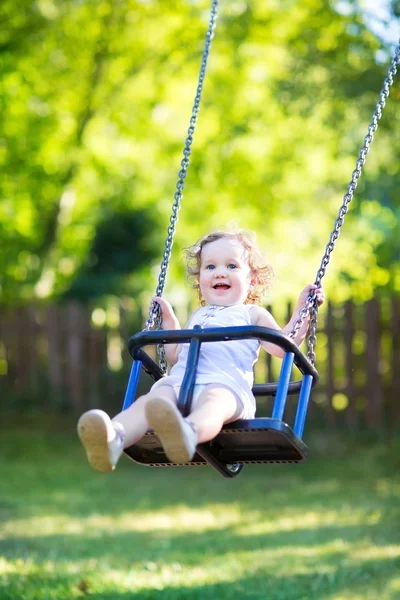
[1,2,399,599]
[0,0,399,427]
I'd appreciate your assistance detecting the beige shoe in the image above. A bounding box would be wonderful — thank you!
[77,409,125,473]
[145,397,197,464]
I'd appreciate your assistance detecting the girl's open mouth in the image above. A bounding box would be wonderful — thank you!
[213,283,230,290]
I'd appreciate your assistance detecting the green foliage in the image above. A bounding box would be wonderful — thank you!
[0,0,399,307]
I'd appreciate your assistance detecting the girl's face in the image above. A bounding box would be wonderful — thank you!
[199,238,254,306]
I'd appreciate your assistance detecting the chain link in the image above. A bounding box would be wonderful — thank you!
[144,0,219,372]
[290,40,400,363]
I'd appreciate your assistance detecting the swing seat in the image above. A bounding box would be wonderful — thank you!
[122,325,318,478]
[124,418,308,474]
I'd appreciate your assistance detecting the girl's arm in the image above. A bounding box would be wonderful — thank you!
[250,284,325,358]
[152,296,182,366]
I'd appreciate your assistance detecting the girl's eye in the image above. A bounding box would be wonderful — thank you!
[228,264,237,269]
[205,264,215,270]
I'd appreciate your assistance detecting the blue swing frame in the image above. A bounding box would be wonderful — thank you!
[121,325,319,478]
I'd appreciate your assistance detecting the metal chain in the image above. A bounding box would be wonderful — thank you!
[144,0,219,372]
[290,40,400,364]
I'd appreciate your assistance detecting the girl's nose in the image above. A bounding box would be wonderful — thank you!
[215,269,227,277]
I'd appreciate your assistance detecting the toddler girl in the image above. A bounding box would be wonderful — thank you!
[78,229,324,471]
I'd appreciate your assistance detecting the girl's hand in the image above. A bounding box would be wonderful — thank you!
[152,296,181,330]
[297,284,325,307]
[151,297,182,363]
[152,296,174,317]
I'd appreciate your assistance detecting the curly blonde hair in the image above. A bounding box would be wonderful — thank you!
[185,229,273,306]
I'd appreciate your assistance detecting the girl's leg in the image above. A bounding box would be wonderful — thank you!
[144,393,198,465]
[187,385,241,443]
[77,385,177,472]
[113,385,178,447]
[143,385,241,464]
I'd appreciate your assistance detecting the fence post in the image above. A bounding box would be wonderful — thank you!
[391,295,400,428]
[365,298,383,428]
[325,301,336,426]
[344,300,357,428]
[66,302,85,411]
[27,306,40,395]
[46,305,64,406]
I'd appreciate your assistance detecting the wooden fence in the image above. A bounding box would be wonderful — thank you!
[0,297,399,431]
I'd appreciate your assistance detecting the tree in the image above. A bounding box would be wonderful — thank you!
[63,206,162,300]
[0,0,398,307]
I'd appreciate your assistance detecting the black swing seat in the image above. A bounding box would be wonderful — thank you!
[123,325,318,478]
[124,417,308,468]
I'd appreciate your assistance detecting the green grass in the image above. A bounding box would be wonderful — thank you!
[0,414,399,599]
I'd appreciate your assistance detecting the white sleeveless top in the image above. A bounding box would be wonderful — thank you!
[167,304,260,415]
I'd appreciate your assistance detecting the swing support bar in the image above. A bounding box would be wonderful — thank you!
[126,326,319,423]
[128,326,318,375]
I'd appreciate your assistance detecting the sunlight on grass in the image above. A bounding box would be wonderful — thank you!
[1,501,399,597]
[351,545,400,561]
[376,477,400,497]
[1,501,387,541]
[235,507,382,536]
[2,537,399,598]
[388,577,400,592]
[1,504,244,538]
[1,426,399,600]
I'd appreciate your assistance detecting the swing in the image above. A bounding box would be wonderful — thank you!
[122,1,400,478]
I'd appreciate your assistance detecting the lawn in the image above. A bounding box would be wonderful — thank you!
[0,414,399,599]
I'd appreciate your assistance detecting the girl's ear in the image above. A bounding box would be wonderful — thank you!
[250,273,258,288]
